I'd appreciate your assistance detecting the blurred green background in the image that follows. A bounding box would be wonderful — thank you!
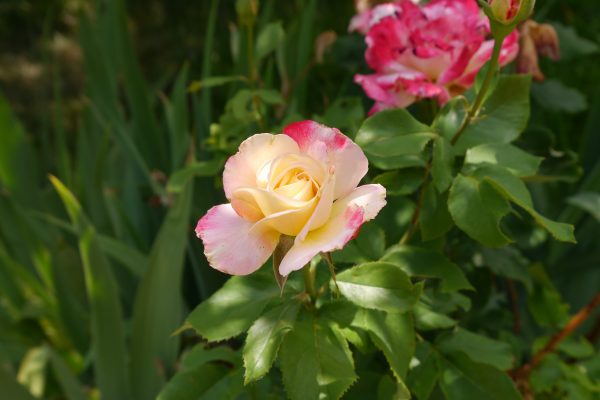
[0,0,599,399]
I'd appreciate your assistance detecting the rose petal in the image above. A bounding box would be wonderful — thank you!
[283,120,369,199]
[278,184,387,276]
[232,187,318,236]
[196,204,280,275]
[223,133,299,199]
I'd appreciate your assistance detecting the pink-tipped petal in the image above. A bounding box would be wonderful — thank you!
[196,204,280,275]
[223,134,299,200]
[278,184,387,276]
[283,120,368,200]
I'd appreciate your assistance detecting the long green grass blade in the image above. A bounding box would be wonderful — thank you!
[130,178,194,400]
[50,176,132,400]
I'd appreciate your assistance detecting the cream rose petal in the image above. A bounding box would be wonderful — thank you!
[283,121,368,200]
[223,133,300,199]
[195,204,280,275]
[278,184,387,276]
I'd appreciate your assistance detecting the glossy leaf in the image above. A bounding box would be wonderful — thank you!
[465,143,542,177]
[188,273,280,341]
[351,309,415,380]
[355,109,435,170]
[431,136,454,192]
[280,316,357,400]
[455,75,531,153]
[437,328,514,370]
[438,352,521,400]
[336,262,421,313]
[448,174,512,247]
[382,245,473,292]
[243,300,301,383]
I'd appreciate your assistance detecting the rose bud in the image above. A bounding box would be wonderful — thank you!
[487,0,535,26]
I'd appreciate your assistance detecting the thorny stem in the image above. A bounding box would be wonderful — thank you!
[450,36,504,146]
[513,292,600,385]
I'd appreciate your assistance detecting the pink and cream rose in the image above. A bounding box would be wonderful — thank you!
[195,121,386,277]
[353,0,520,114]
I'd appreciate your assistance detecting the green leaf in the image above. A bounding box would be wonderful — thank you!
[351,309,415,380]
[532,80,588,114]
[355,109,435,170]
[382,245,472,292]
[373,169,423,196]
[280,316,357,400]
[437,328,514,370]
[448,174,512,247]
[414,303,456,331]
[474,165,576,243]
[188,273,280,341]
[181,345,240,370]
[188,76,248,92]
[407,342,440,400]
[552,22,599,60]
[419,184,454,241]
[167,158,224,193]
[256,22,285,60]
[17,347,49,397]
[157,364,228,400]
[465,143,543,177]
[480,247,532,291]
[243,300,301,383]
[455,75,531,153]
[0,95,39,207]
[336,262,421,313]
[567,192,600,222]
[48,349,87,400]
[431,136,455,192]
[527,264,570,328]
[354,224,386,261]
[166,64,190,170]
[50,177,132,400]
[130,179,194,400]
[438,352,521,400]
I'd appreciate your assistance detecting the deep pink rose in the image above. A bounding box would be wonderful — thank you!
[353,0,519,114]
[196,121,386,277]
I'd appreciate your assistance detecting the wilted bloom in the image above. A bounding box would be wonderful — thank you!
[517,20,560,81]
[354,0,519,113]
[196,121,386,277]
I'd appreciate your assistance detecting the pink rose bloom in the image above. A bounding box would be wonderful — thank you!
[353,0,519,114]
[195,121,386,277]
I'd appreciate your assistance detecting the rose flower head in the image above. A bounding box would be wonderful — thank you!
[195,121,386,277]
[354,0,520,114]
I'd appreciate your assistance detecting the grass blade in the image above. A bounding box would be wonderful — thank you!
[50,176,132,400]
[130,178,194,400]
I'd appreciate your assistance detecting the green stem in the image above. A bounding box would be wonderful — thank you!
[303,264,316,301]
[450,36,505,146]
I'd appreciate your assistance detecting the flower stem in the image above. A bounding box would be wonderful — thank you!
[303,264,317,302]
[450,36,505,146]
